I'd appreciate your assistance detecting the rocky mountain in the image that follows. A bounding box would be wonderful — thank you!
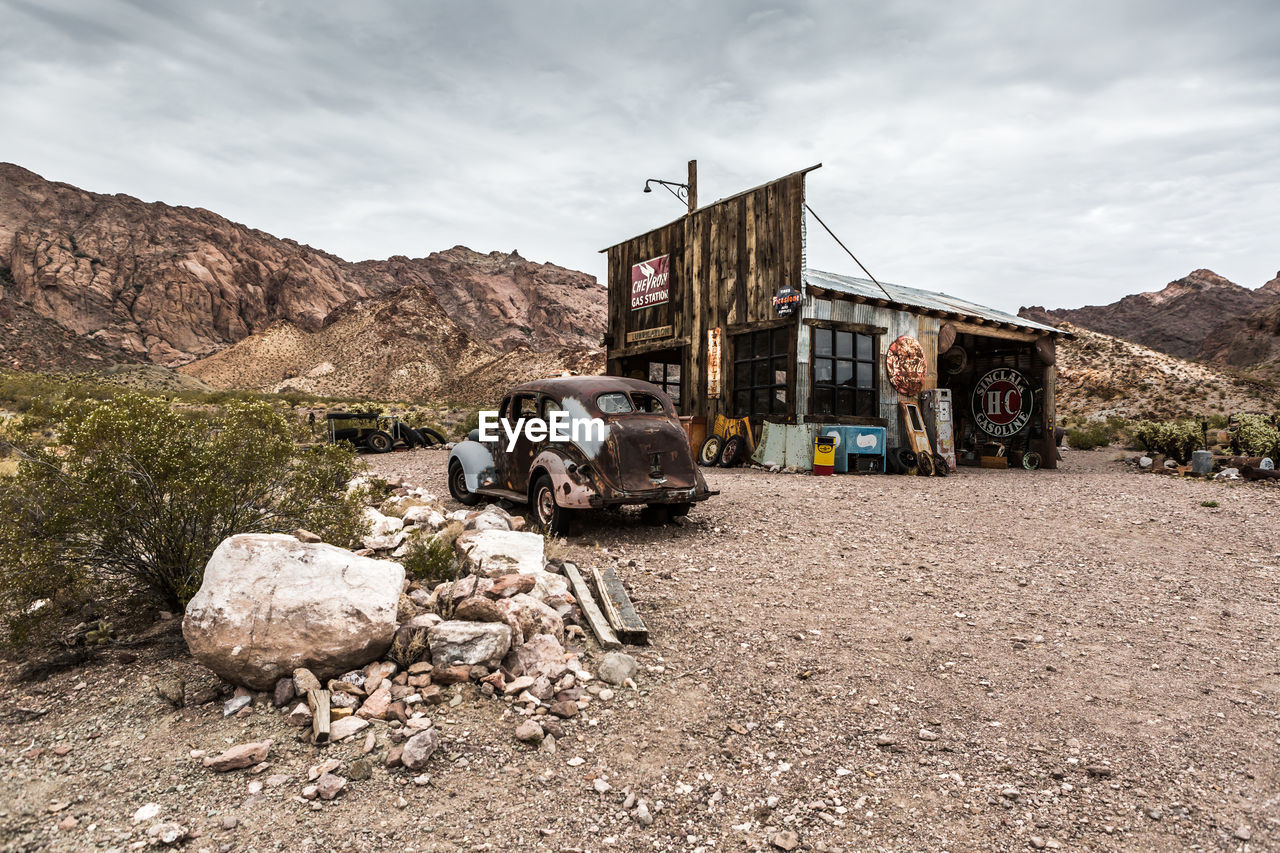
[0,163,606,393]
[178,275,603,405]
[1021,269,1280,378]
[1050,323,1277,421]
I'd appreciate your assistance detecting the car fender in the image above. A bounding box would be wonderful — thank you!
[529,449,598,509]
[449,440,499,493]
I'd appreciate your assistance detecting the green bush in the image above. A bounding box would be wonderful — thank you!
[0,394,368,641]
[1067,421,1113,450]
[400,521,463,587]
[1129,419,1204,462]
[1235,414,1280,459]
[457,409,481,439]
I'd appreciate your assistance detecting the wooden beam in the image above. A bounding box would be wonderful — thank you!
[607,335,692,361]
[727,318,794,336]
[590,566,649,646]
[951,321,1038,343]
[308,689,331,745]
[563,563,621,650]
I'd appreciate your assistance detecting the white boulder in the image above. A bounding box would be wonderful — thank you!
[454,530,568,599]
[402,505,447,529]
[183,534,405,689]
[427,621,512,668]
[362,507,406,550]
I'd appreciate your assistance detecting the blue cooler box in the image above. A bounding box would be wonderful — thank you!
[819,425,887,473]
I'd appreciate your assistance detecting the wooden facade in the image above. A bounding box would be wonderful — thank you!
[604,166,814,426]
[604,166,1068,469]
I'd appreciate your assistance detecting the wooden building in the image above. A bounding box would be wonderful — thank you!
[602,164,1069,469]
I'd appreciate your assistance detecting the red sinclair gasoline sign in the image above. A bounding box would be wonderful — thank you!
[630,255,671,310]
[972,368,1034,438]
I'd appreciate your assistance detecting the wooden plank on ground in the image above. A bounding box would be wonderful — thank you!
[308,689,331,745]
[563,562,621,650]
[590,565,649,646]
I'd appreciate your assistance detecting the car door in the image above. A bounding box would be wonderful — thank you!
[500,393,539,494]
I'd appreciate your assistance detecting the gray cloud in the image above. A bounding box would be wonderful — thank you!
[2,0,1278,311]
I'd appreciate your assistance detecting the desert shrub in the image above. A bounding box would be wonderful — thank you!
[1129,419,1203,462]
[400,521,463,587]
[0,394,368,640]
[1155,421,1204,463]
[1235,414,1280,459]
[1200,500,1219,508]
[387,628,430,668]
[457,409,481,439]
[1067,421,1113,451]
[1130,420,1159,452]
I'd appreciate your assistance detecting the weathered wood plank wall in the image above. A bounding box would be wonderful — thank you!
[605,171,808,422]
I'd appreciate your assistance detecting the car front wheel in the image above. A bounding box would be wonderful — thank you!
[532,474,574,535]
[366,430,394,453]
[448,460,482,506]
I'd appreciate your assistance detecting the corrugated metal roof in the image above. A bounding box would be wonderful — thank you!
[803,268,1065,336]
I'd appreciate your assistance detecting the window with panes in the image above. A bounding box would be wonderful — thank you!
[811,327,877,417]
[646,362,681,411]
[733,328,790,418]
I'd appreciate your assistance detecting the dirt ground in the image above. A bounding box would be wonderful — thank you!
[2,448,1278,852]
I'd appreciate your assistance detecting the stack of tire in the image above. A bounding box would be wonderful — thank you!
[697,433,747,468]
[885,447,949,477]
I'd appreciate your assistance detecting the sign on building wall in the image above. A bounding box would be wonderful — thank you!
[625,325,674,344]
[630,255,671,311]
[886,335,926,397]
[972,368,1034,438]
[707,327,722,397]
[773,283,800,318]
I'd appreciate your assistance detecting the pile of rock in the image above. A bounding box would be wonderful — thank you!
[182,478,638,791]
[350,479,529,560]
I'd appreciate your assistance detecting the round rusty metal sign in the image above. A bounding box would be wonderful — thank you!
[1035,335,1056,366]
[886,335,926,396]
[972,367,1034,438]
[939,322,957,353]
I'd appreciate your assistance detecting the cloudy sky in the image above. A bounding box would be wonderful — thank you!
[3,0,1279,312]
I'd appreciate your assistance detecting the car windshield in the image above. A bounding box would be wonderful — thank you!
[596,392,634,414]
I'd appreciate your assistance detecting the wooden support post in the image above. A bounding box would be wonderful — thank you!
[687,159,697,212]
[563,563,621,650]
[308,689,331,745]
[590,565,649,645]
[1040,370,1057,469]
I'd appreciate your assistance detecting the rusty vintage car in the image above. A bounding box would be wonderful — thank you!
[447,377,715,533]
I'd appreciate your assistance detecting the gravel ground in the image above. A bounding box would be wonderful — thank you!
[2,448,1278,852]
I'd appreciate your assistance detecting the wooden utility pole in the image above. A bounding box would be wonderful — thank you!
[687,160,698,212]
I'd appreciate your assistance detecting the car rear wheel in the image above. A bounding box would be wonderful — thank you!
[698,435,723,467]
[532,474,574,535]
[448,460,482,506]
[718,434,746,467]
[366,430,394,453]
[668,502,692,518]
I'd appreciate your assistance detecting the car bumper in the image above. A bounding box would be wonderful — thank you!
[588,486,718,508]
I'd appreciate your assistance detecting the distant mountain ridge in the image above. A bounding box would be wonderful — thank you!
[0,163,605,397]
[1021,268,1280,383]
